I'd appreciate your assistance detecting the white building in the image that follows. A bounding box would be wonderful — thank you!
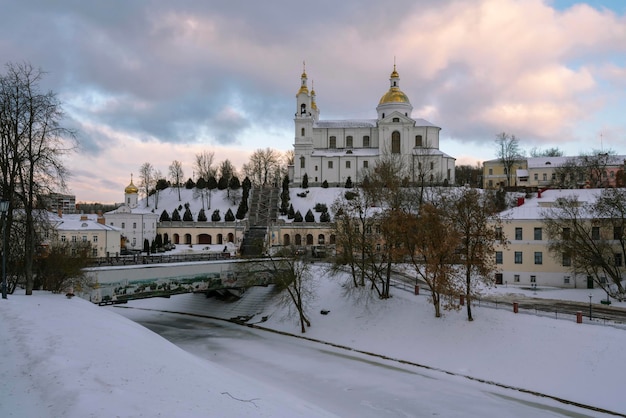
[105,177,159,251]
[291,65,455,186]
[50,213,121,258]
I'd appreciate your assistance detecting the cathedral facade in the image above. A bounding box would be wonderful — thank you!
[291,66,455,186]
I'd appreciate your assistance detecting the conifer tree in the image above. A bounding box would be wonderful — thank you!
[183,207,193,221]
[305,209,315,222]
[294,210,303,222]
[197,208,207,222]
[211,209,221,221]
[160,210,170,222]
[302,173,309,189]
[171,208,181,221]
[225,208,235,221]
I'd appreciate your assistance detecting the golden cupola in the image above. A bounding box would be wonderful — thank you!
[125,176,138,194]
[379,65,411,105]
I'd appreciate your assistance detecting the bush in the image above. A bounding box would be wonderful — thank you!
[314,203,328,212]
[344,191,358,201]
[322,180,329,188]
[211,209,221,222]
[197,208,207,222]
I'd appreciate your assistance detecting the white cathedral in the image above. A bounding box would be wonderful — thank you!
[290,65,455,186]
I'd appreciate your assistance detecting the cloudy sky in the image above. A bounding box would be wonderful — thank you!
[1,0,625,203]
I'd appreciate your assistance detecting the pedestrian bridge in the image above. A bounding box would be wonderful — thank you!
[83,258,275,304]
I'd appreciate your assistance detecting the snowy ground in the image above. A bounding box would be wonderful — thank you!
[1,264,625,417]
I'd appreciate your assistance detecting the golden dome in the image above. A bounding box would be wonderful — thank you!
[297,85,309,95]
[125,179,138,194]
[379,87,410,104]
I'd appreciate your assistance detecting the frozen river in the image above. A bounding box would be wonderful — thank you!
[117,308,600,418]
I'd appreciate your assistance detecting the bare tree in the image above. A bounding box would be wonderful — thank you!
[194,151,216,181]
[403,204,462,317]
[0,62,76,295]
[243,148,281,186]
[529,147,563,157]
[168,160,184,201]
[494,132,524,187]
[138,162,154,207]
[444,188,505,321]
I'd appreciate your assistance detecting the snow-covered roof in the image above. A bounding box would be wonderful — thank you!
[51,214,120,232]
[501,188,603,220]
[526,156,571,168]
[311,148,380,157]
[411,148,455,159]
[313,117,439,129]
[314,119,377,128]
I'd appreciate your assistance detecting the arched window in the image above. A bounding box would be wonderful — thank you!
[295,234,302,246]
[318,234,325,244]
[300,103,306,114]
[301,127,305,136]
[283,234,291,246]
[329,136,337,149]
[391,131,401,154]
[227,233,234,243]
[415,135,423,147]
[346,136,353,148]
[217,234,223,244]
[329,234,336,245]
[306,234,314,245]
[300,156,305,168]
[363,135,370,148]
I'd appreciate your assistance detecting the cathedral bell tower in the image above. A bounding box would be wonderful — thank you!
[293,62,315,185]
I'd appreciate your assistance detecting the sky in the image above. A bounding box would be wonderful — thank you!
[1,0,625,203]
[2,263,625,417]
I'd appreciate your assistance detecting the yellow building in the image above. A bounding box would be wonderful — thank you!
[495,188,611,288]
[483,158,527,189]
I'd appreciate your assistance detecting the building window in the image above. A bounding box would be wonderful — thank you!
[301,127,305,136]
[121,222,125,229]
[562,227,570,239]
[615,253,623,267]
[530,275,536,283]
[430,162,434,170]
[415,135,423,147]
[534,227,542,240]
[346,161,351,169]
[393,117,400,122]
[495,227,503,240]
[514,251,523,264]
[488,168,493,175]
[300,156,305,169]
[92,248,98,257]
[72,236,77,243]
[82,235,87,242]
[564,276,570,284]
[391,131,401,154]
[363,136,370,148]
[488,180,493,187]
[534,252,543,265]
[132,238,136,247]
[328,161,333,169]
[542,173,547,181]
[515,227,522,240]
[353,225,359,233]
[514,274,520,282]
[614,226,622,240]
[61,235,66,242]
[314,165,318,171]
[562,253,571,266]
[329,136,337,149]
[363,161,368,168]
[592,226,600,240]
[133,222,137,229]
[534,173,538,181]
[365,224,372,234]
[495,251,503,264]
[346,136,353,148]
[93,235,98,243]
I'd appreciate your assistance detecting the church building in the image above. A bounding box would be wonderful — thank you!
[291,65,455,186]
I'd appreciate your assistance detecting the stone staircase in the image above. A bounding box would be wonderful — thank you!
[240,186,279,257]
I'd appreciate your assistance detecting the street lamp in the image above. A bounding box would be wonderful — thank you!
[0,200,10,299]
[588,294,593,320]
